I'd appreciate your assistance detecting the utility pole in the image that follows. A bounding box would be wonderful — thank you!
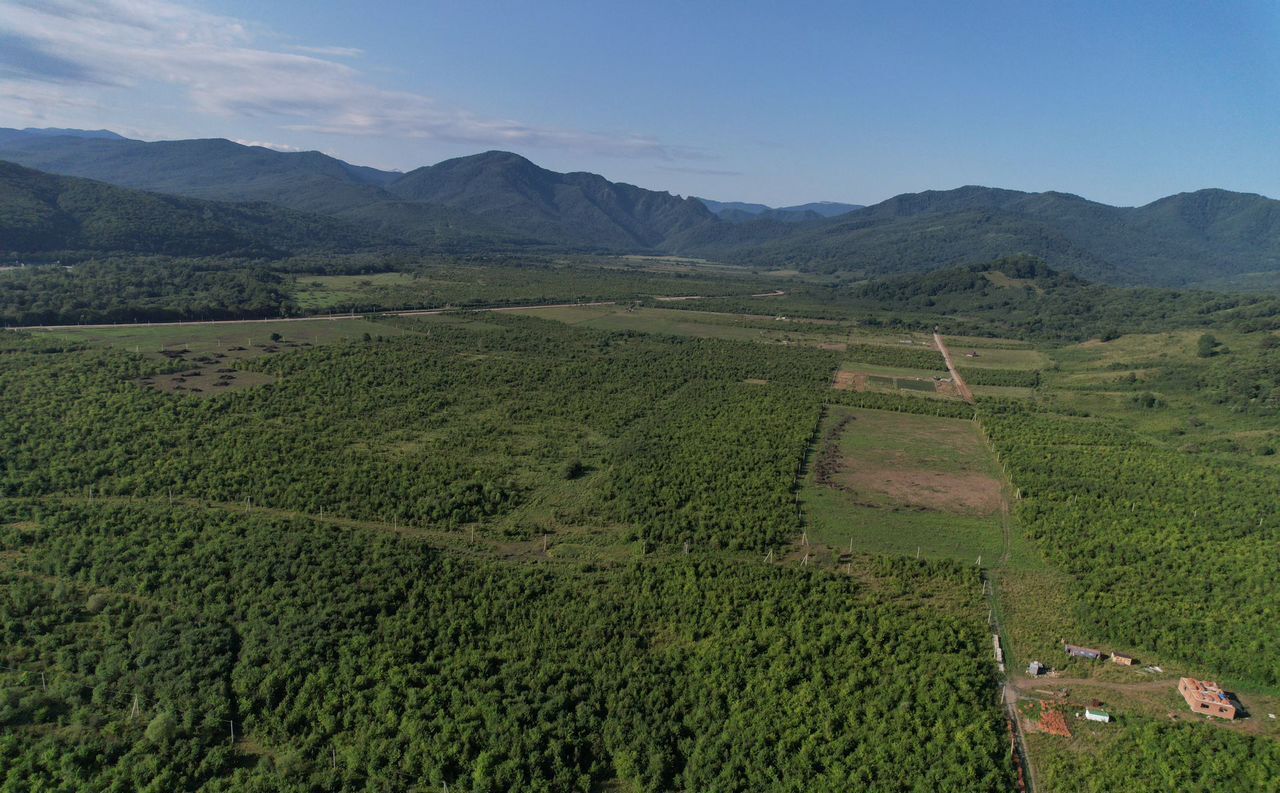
[130,692,139,719]
[229,719,235,744]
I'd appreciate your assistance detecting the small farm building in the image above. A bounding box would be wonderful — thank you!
[1111,653,1136,666]
[1064,644,1102,660]
[1178,678,1237,720]
[1027,661,1044,676]
[1084,708,1111,723]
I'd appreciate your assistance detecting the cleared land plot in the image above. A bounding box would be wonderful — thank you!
[832,361,959,400]
[32,317,406,397]
[509,304,848,345]
[950,346,1049,369]
[34,317,404,358]
[801,406,1005,562]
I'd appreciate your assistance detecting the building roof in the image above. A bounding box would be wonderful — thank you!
[1180,677,1233,707]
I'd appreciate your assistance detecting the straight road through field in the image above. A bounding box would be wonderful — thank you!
[934,331,975,403]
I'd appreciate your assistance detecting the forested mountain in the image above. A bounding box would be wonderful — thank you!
[0,130,516,250]
[782,201,866,217]
[680,185,1280,287]
[3,129,1279,287]
[0,161,385,257]
[386,151,714,249]
[696,197,863,220]
[0,131,707,252]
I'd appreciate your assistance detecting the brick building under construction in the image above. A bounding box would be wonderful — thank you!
[1178,677,1237,720]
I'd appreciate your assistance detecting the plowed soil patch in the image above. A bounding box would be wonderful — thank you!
[835,467,1003,515]
[832,371,866,391]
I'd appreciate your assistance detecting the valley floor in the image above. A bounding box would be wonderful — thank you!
[4,273,1279,792]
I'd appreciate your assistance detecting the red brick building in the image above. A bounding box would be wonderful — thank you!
[1178,677,1237,720]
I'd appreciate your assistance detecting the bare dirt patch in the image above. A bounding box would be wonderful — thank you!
[832,371,867,391]
[818,341,848,351]
[835,467,1003,514]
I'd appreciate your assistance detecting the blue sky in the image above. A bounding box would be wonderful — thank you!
[1,0,1278,206]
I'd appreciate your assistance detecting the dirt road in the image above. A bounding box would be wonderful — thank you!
[4,300,621,332]
[5,290,788,333]
[934,331,975,403]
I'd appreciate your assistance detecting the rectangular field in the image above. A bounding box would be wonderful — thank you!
[800,406,1006,562]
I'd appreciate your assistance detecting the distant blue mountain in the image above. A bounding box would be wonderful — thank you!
[779,201,864,217]
[694,196,863,222]
[4,128,128,141]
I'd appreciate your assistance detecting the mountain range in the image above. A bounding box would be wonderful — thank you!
[0,160,380,258]
[1,128,1278,289]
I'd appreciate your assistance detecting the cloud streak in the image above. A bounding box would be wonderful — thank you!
[0,0,702,160]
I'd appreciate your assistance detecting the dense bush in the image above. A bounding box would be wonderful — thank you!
[980,403,1280,685]
[0,502,1011,792]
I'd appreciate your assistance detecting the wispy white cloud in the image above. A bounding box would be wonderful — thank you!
[287,44,362,58]
[0,78,103,122]
[0,0,702,160]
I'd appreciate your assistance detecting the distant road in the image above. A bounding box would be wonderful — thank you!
[4,301,619,332]
[934,331,975,403]
[4,291,787,332]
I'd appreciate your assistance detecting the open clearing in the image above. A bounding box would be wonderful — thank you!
[33,316,404,357]
[800,406,1006,562]
[948,345,1049,370]
[508,304,850,345]
[831,361,960,399]
[31,317,406,397]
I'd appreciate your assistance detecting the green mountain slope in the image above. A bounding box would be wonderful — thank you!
[0,131,518,250]
[387,151,715,249]
[677,186,1280,287]
[0,160,385,257]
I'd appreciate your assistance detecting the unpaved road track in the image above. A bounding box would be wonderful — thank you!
[5,291,788,332]
[4,301,620,332]
[934,332,975,403]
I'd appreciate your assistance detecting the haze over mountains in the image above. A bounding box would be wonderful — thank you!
[1,128,1278,290]
[694,198,865,224]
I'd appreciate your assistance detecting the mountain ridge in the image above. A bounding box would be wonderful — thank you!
[2,128,1279,288]
[0,159,388,257]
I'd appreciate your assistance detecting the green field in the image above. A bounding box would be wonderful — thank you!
[510,303,851,346]
[37,316,403,352]
[799,406,1005,563]
[949,346,1049,369]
